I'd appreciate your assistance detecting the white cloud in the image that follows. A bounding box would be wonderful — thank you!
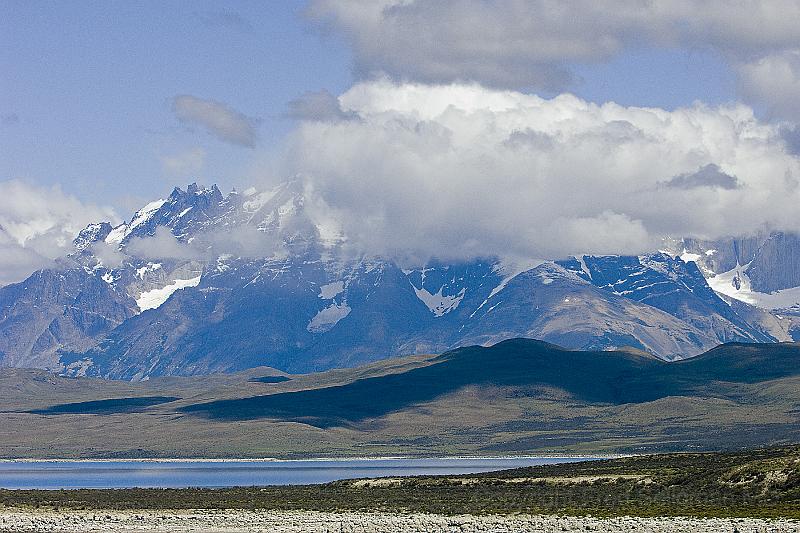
[282,80,800,261]
[172,95,259,147]
[126,227,201,261]
[308,0,800,115]
[0,180,118,285]
[125,224,281,262]
[738,50,800,121]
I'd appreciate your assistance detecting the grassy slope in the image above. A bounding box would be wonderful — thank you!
[1,446,799,518]
[0,340,799,458]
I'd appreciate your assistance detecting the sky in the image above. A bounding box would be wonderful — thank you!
[2,1,800,282]
[1,1,352,207]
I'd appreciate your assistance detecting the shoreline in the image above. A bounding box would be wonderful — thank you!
[0,454,622,464]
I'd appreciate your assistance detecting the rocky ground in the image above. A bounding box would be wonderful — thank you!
[0,510,797,532]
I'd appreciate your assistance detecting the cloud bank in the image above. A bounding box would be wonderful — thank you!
[283,80,800,262]
[0,181,118,285]
[173,95,259,147]
[125,225,281,262]
[308,0,800,115]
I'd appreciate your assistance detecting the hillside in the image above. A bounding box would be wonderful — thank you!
[1,339,798,459]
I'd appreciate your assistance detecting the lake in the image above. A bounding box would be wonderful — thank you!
[0,457,593,489]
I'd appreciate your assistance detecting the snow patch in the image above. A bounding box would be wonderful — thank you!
[488,259,543,299]
[136,262,162,279]
[242,189,277,213]
[105,198,166,244]
[307,302,351,333]
[576,255,592,279]
[216,254,233,273]
[104,224,128,245]
[414,286,465,317]
[278,199,297,220]
[136,275,201,312]
[708,263,800,310]
[319,281,345,299]
[469,259,544,319]
[680,249,702,263]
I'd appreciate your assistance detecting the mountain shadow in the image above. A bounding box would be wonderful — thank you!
[31,396,180,415]
[180,339,800,427]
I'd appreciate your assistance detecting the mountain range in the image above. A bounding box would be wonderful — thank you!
[1,179,799,380]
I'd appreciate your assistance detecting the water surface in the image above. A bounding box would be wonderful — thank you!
[0,457,593,489]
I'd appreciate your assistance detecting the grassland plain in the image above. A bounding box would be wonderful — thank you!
[1,340,799,459]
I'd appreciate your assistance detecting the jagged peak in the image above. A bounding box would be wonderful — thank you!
[169,182,223,201]
[73,222,113,251]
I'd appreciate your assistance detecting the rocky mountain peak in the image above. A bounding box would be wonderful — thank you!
[2,178,796,379]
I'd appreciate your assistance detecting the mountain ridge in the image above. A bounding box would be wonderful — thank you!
[0,179,796,379]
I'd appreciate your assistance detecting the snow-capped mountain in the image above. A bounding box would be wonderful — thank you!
[0,180,788,380]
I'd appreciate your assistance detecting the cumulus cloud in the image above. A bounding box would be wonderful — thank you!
[282,80,800,261]
[738,50,800,121]
[0,180,118,285]
[307,0,800,113]
[172,95,259,147]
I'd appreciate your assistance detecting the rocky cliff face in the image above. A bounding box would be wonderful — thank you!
[0,267,138,369]
[746,232,800,292]
[679,235,764,275]
[668,231,800,318]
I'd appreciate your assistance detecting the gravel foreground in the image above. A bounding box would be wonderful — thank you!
[0,510,797,532]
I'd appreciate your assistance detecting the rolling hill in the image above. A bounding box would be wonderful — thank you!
[1,339,798,458]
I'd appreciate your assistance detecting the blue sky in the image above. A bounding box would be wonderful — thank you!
[1,1,754,213]
[1,1,352,209]
[2,1,800,281]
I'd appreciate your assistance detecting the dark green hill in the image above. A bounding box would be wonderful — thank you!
[180,339,800,427]
[2,339,800,458]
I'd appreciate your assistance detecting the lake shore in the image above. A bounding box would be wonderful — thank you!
[0,509,797,533]
[0,454,612,463]
[2,448,798,521]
